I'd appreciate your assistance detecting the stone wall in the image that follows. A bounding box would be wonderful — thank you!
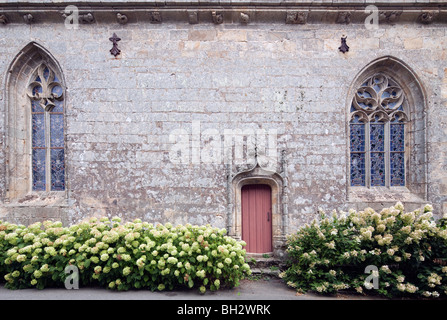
[0,1,446,255]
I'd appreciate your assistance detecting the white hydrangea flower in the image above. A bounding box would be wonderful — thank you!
[100,253,109,262]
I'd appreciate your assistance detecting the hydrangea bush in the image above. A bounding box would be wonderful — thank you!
[0,218,251,292]
[281,203,447,298]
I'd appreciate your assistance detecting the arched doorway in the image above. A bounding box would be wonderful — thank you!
[228,165,286,257]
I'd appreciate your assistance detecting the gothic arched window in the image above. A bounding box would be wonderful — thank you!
[350,73,408,187]
[27,64,65,191]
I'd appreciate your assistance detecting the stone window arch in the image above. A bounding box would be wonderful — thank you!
[5,42,66,201]
[347,56,427,204]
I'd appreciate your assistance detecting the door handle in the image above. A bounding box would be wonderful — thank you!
[267,211,270,222]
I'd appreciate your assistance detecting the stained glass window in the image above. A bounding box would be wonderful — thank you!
[350,73,408,188]
[28,64,65,191]
[350,122,365,186]
[390,122,405,186]
[370,122,385,186]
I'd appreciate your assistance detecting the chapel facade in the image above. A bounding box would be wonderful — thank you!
[0,0,446,256]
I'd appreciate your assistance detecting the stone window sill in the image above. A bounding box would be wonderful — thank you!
[4,192,68,208]
[348,186,426,204]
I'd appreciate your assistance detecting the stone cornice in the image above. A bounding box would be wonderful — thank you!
[0,1,446,25]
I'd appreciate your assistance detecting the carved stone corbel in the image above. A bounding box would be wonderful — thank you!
[336,11,351,24]
[79,12,95,24]
[212,11,223,24]
[240,12,249,24]
[418,11,436,24]
[23,13,34,24]
[188,11,198,24]
[116,13,128,25]
[285,11,308,24]
[149,11,162,23]
[380,11,402,24]
[0,14,9,24]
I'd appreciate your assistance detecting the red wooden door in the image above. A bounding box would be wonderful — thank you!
[241,184,272,253]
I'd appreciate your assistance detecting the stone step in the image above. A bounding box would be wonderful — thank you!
[250,267,281,277]
[246,256,285,277]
